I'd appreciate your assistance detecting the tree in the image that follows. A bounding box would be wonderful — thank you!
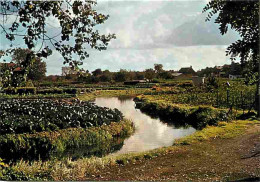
[114,69,128,82]
[135,72,145,80]
[154,64,163,74]
[12,48,46,81]
[100,70,112,82]
[0,1,115,85]
[92,68,102,77]
[27,58,46,81]
[159,71,173,79]
[145,68,156,82]
[203,0,259,116]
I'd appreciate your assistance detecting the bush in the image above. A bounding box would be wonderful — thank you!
[37,88,63,94]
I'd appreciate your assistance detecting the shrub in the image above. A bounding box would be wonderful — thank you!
[37,88,63,94]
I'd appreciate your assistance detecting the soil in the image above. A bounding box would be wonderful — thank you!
[86,122,260,181]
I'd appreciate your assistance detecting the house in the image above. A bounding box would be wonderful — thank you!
[0,63,23,73]
[171,72,183,79]
[179,66,196,75]
[171,72,183,77]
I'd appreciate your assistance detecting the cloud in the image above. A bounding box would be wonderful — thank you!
[0,0,238,75]
[94,1,239,49]
[43,45,232,75]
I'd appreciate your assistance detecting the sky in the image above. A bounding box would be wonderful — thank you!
[0,0,240,75]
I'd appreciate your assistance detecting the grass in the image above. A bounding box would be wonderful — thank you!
[78,88,152,101]
[0,79,258,180]
[174,120,257,145]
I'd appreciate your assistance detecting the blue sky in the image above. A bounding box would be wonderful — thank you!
[0,0,240,75]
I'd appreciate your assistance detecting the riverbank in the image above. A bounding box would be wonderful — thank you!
[1,119,259,181]
[89,119,260,181]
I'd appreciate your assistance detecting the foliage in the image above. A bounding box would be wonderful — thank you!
[144,68,156,81]
[205,76,220,90]
[0,0,115,88]
[0,99,123,135]
[113,70,128,82]
[158,71,173,79]
[203,0,259,85]
[154,64,163,74]
[0,1,115,66]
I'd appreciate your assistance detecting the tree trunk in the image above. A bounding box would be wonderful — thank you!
[258,62,260,118]
[256,3,260,120]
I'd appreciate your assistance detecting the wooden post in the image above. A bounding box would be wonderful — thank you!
[217,90,219,108]
[241,91,244,114]
[227,89,229,107]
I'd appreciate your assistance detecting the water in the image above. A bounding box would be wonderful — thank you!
[94,97,196,155]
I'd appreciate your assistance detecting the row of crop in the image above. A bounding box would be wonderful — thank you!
[134,96,236,129]
[0,120,134,162]
[0,99,123,135]
[1,87,93,95]
[39,81,156,88]
[142,86,256,110]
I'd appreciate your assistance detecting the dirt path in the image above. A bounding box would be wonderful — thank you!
[87,123,260,181]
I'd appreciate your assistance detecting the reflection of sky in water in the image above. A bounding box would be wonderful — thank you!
[94,97,196,155]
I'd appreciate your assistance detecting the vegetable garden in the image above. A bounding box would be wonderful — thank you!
[0,99,123,134]
[0,99,134,162]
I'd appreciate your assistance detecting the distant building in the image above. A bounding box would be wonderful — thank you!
[171,72,184,79]
[0,63,23,73]
[179,66,196,75]
[171,72,183,78]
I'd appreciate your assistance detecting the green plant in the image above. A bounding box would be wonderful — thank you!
[0,99,123,135]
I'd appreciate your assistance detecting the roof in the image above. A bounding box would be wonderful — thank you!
[0,63,22,72]
[0,63,16,67]
[215,66,223,70]
[171,72,183,77]
[14,67,22,71]
[179,67,195,74]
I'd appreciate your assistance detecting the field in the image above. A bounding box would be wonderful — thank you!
[0,78,259,181]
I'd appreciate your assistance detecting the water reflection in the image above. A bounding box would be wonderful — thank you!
[94,97,196,155]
